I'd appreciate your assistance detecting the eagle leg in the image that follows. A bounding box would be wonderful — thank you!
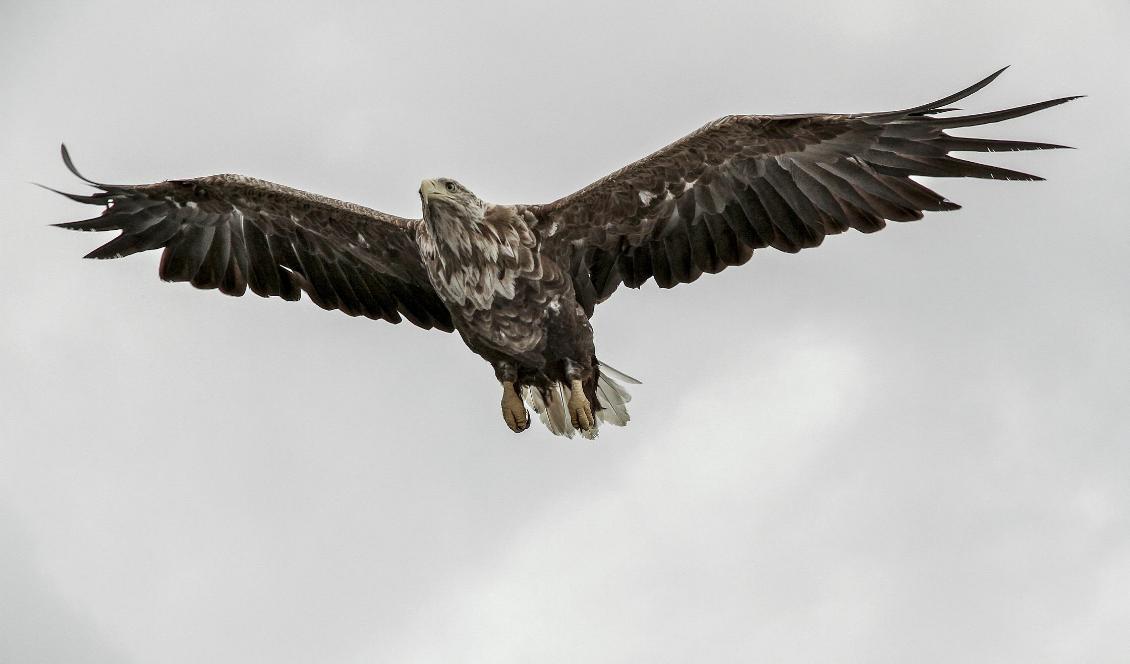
[562,359,596,435]
[568,378,595,433]
[494,362,529,433]
[501,380,530,433]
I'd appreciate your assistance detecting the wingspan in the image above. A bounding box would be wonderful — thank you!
[48,146,453,331]
[530,68,1079,315]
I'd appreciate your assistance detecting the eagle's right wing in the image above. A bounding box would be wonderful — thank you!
[48,146,453,331]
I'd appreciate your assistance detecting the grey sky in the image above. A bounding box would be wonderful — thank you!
[1,1,1127,662]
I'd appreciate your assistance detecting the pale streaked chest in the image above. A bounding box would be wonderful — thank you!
[416,204,544,312]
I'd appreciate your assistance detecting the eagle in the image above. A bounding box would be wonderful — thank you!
[47,68,1076,439]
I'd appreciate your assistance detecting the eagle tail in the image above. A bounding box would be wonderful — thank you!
[521,361,640,439]
[523,382,573,437]
[594,362,636,428]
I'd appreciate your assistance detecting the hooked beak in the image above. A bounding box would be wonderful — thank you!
[419,179,444,202]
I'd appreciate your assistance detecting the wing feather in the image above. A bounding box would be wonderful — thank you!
[529,70,1076,309]
[242,220,283,297]
[49,150,453,332]
[649,241,675,289]
[193,221,231,290]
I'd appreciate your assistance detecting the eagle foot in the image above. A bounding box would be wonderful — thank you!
[501,381,530,433]
[568,379,595,434]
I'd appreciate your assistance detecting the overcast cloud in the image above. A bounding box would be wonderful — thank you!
[1,1,1127,662]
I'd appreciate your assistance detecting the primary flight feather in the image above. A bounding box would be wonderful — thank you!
[49,68,1077,438]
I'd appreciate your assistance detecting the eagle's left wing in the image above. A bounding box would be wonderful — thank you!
[529,68,1078,316]
[47,146,453,331]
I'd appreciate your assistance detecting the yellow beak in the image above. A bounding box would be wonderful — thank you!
[419,179,444,201]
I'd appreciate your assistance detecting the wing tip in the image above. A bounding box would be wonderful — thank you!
[82,245,125,260]
[51,220,91,230]
[1043,95,1086,106]
[61,142,91,183]
[34,181,110,205]
[882,65,1013,117]
[934,94,1082,129]
[59,142,122,188]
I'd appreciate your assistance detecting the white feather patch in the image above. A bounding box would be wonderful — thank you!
[521,363,638,437]
[524,383,575,438]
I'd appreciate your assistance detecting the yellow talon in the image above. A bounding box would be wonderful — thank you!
[501,380,529,433]
[568,378,595,434]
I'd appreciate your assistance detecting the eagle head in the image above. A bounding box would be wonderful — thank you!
[420,178,482,220]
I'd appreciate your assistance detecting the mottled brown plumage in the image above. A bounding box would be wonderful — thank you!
[47,68,1076,438]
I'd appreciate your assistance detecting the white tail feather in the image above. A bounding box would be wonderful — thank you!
[521,361,640,438]
[597,361,642,385]
[523,382,574,438]
[595,374,630,426]
[548,381,573,438]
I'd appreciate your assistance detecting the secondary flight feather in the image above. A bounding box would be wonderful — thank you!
[47,68,1078,438]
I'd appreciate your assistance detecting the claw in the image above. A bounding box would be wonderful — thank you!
[501,381,530,433]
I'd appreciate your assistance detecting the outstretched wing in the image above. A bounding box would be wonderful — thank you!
[48,147,453,331]
[530,68,1078,315]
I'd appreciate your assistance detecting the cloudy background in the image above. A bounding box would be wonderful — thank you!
[1,1,1127,661]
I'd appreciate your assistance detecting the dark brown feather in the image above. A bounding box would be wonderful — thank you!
[51,149,452,332]
[528,71,1075,309]
[649,241,675,288]
[192,222,231,290]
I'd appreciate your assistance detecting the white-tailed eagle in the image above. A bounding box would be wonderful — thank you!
[47,68,1077,438]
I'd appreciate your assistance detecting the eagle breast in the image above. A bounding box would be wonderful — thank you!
[418,203,542,312]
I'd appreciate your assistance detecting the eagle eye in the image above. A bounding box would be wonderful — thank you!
[445,181,457,193]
